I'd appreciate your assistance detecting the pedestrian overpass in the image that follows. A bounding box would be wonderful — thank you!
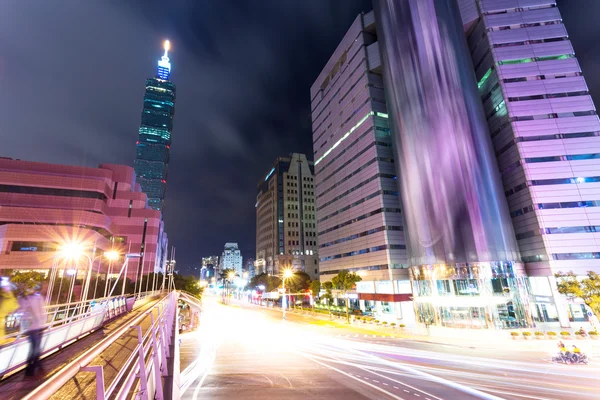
[0,289,202,399]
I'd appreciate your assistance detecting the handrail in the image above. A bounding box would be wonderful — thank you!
[3,290,161,341]
[22,291,177,400]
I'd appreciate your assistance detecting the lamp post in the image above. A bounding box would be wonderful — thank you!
[227,271,235,304]
[57,243,124,304]
[281,268,294,320]
[101,250,120,298]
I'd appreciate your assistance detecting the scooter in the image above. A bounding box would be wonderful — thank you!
[552,352,589,365]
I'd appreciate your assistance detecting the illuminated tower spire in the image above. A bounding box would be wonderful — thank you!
[134,40,176,211]
[157,40,171,80]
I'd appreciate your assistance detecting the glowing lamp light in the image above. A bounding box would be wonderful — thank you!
[282,268,294,279]
[59,242,85,259]
[104,251,120,261]
[66,269,77,276]
[164,40,170,52]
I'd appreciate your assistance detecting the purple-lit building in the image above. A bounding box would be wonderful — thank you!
[318,0,599,330]
[458,0,600,327]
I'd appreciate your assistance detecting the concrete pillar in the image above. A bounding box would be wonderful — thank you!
[359,300,366,312]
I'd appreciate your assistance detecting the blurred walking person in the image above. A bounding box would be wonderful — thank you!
[0,278,19,344]
[18,288,46,376]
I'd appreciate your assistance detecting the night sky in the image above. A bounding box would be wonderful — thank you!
[0,1,598,275]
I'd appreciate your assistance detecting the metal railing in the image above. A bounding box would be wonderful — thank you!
[0,290,161,378]
[22,290,177,400]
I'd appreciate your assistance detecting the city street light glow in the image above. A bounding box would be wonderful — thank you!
[104,250,120,261]
[59,242,86,259]
[283,268,294,279]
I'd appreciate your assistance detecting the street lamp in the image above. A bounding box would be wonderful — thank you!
[281,268,294,319]
[57,241,93,304]
[101,250,120,298]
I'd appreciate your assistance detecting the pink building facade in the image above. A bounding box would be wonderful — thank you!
[0,158,167,281]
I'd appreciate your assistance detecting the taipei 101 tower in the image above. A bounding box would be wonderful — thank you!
[134,40,176,212]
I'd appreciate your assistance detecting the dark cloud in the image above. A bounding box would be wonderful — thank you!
[0,0,371,274]
[2,1,596,274]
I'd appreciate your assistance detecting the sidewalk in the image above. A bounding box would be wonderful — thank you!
[239,299,600,355]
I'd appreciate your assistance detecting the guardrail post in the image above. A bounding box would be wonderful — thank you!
[150,313,165,399]
[81,365,106,400]
[134,325,149,400]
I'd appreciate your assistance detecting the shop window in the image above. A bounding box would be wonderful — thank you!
[453,279,480,296]
[436,280,452,296]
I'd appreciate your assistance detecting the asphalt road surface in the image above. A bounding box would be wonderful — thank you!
[179,295,600,400]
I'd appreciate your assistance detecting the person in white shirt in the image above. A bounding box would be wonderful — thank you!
[18,289,46,376]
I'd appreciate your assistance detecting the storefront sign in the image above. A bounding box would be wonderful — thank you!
[376,280,394,294]
[534,296,552,303]
[356,281,375,293]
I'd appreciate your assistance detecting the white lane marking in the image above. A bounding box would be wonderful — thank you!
[404,390,410,393]
[344,348,504,400]
[383,382,389,386]
[414,395,420,397]
[394,386,400,389]
[280,373,293,388]
[365,377,370,380]
[311,352,443,400]
[298,353,405,400]
[373,379,380,383]
[191,346,217,400]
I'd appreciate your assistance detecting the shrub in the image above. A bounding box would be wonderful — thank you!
[510,332,520,336]
[534,332,544,336]
[575,331,582,336]
[390,322,396,326]
[522,331,532,336]
[355,316,361,321]
[374,320,380,324]
[382,321,388,325]
[560,331,571,336]
[589,331,598,336]
[547,331,557,336]
[399,324,405,328]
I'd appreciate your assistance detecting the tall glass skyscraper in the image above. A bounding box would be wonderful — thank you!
[134,41,176,211]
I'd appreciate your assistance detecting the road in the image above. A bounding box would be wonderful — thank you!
[179,295,600,399]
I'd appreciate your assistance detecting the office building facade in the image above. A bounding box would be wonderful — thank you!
[0,158,168,281]
[255,153,319,279]
[310,14,412,323]
[220,242,243,277]
[458,0,600,327]
[134,41,176,211]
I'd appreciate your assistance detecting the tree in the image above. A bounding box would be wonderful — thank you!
[247,273,281,293]
[219,268,236,303]
[286,271,311,293]
[309,280,321,312]
[332,270,362,323]
[322,281,334,318]
[309,280,321,298]
[10,271,46,296]
[555,271,600,319]
[172,273,203,299]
